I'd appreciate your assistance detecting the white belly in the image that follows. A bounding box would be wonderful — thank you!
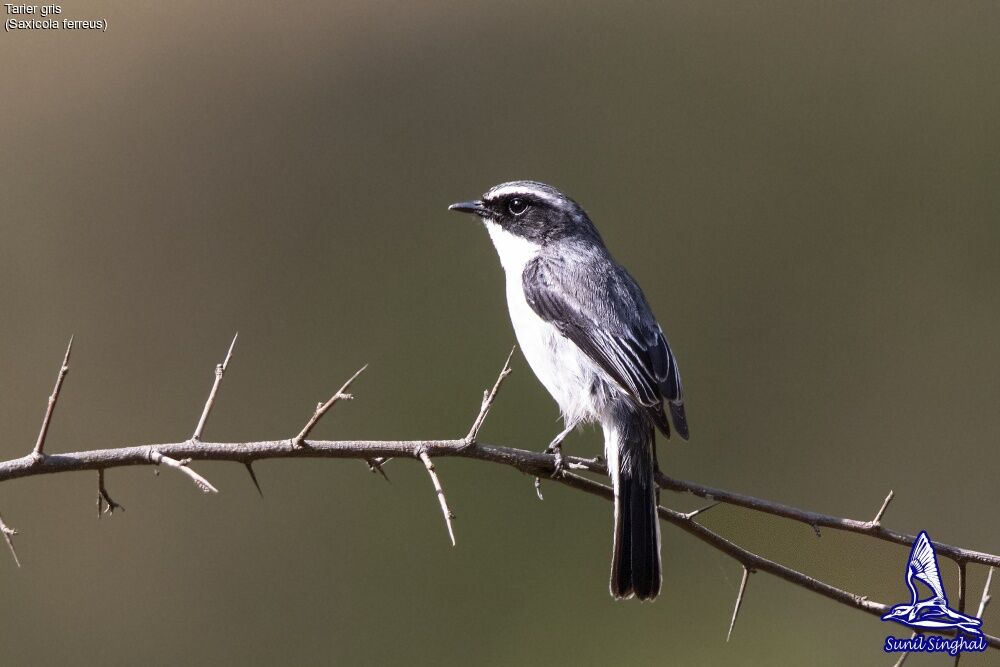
[484,220,604,427]
[505,278,603,426]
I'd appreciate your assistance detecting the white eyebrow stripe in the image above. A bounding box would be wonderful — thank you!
[485,183,562,206]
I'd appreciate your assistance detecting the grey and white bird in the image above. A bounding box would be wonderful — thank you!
[449,180,689,600]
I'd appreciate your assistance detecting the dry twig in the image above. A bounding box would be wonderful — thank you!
[96,468,124,517]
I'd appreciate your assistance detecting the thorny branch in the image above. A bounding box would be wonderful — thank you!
[651,473,1000,568]
[0,341,998,655]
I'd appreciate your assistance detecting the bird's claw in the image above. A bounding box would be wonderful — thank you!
[547,443,564,478]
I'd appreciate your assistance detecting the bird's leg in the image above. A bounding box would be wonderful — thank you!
[534,423,576,500]
[545,423,575,477]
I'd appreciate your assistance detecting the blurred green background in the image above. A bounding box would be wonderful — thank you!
[1,1,998,665]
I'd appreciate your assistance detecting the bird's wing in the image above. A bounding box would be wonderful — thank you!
[522,254,688,438]
[909,605,983,635]
[909,532,946,600]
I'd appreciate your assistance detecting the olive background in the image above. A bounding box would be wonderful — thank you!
[1,2,998,665]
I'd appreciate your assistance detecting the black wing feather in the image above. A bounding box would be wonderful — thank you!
[523,255,688,439]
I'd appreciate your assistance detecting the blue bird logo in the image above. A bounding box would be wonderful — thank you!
[882,531,984,636]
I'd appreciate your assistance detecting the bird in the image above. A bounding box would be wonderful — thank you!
[449,180,688,600]
[881,531,983,635]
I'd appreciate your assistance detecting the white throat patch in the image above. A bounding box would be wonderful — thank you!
[484,220,541,275]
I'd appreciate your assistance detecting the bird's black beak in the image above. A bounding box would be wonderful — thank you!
[448,200,488,216]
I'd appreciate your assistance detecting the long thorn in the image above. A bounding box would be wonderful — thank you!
[727,566,751,642]
[957,561,967,613]
[465,347,515,445]
[367,458,390,482]
[977,567,994,619]
[419,450,456,546]
[32,336,73,457]
[192,333,238,441]
[683,502,720,521]
[871,489,894,527]
[149,450,218,493]
[0,513,20,568]
[293,364,368,446]
[244,462,263,496]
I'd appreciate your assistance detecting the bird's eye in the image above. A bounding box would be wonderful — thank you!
[508,198,528,216]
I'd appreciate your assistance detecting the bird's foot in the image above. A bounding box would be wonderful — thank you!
[546,442,565,478]
[534,425,573,500]
[533,446,563,501]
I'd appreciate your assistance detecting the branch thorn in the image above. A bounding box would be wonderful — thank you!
[149,450,218,493]
[32,335,73,458]
[418,449,456,546]
[367,457,391,482]
[977,567,994,619]
[464,347,515,446]
[870,489,894,528]
[293,364,367,447]
[727,566,752,642]
[682,502,720,521]
[957,561,967,614]
[0,512,20,568]
[191,332,238,441]
[244,462,263,496]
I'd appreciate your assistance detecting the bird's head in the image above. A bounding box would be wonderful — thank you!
[881,605,910,621]
[448,180,600,245]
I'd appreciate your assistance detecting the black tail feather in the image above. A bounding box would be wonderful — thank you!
[609,411,661,601]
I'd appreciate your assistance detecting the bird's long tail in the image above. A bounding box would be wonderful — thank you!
[605,403,661,601]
